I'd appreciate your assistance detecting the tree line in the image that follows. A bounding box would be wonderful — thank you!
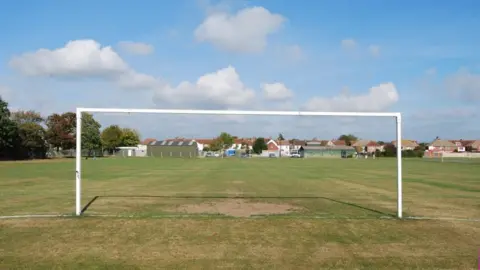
[0,96,140,160]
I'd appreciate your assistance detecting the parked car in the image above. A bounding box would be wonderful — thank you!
[268,153,277,158]
[290,153,301,158]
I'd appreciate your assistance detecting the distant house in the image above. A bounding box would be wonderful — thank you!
[446,140,480,152]
[302,145,356,158]
[305,140,322,146]
[147,140,198,158]
[230,138,254,150]
[288,140,306,156]
[115,146,147,157]
[114,138,149,157]
[391,140,419,151]
[332,140,347,146]
[449,140,468,152]
[428,139,457,152]
[313,139,348,147]
[278,140,291,156]
[352,140,378,153]
[464,140,480,152]
[264,139,291,156]
[193,138,215,152]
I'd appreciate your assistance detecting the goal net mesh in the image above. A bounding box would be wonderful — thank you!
[78,112,401,219]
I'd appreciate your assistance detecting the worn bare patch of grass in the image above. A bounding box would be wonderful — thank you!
[172,199,303,217]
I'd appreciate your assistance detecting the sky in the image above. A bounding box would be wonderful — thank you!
[1,0,479,142]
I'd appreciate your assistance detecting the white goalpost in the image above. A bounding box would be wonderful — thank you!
[75,108,403,218]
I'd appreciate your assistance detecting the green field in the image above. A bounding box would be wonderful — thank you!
[1,157,479,269]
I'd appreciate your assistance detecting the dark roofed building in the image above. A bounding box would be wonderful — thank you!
[302,145,356,158]
[147,140,198,158]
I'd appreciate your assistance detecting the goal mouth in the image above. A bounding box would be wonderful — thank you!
[75,108,403,218]
[78,194,396,219]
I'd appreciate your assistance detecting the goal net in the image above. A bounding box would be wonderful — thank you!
[75,108,403,219]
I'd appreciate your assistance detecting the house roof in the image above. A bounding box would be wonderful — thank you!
[290,139,306,146]
[366,141,378,147]
[430,139,456,147]
[319,140,330,146]
[464,140,480,147]
[303,145,355,150]
[278,140,290,145]
[391,140,419,147]
[267,141,279,150]
[305,140,322,146]
[149,140,197,146]
[352,140,376,147]
[140,138,156,145]
[332,140,346,146]
[234,138,255,145]
[449,140,476,147]
[194,139,215,144]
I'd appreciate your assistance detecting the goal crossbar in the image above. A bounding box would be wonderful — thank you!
[75,108,403,218]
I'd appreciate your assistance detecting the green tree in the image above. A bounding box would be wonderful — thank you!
[46,112,76,150]
[11,110,47,159]
[218,132,234,148]
[252,137,268,154]
[209,138,224,152]
[278,133,285,141]
[120,128,140,146]
[11,110,44,125]
[0,96,19,159]
[101,125,123,153]
[17,122,48,159]
[383,143,397,157]
[415,142,428,152]
[338,134,358,146]
[81,112,102,157]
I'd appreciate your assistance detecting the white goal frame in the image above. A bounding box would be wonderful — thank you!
[75,108,403,218]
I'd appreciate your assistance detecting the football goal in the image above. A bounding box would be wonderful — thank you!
[74,108,403,218]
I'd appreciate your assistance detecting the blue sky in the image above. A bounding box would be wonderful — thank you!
[1,0,479,142]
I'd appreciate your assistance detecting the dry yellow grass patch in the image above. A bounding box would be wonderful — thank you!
[173,199,303,217]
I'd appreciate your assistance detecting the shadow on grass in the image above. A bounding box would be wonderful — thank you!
[81,195,395,218]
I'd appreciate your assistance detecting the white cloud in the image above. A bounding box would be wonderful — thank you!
[9,40,129,77]
[262,82,293,101]
[8,39,159,90]
[117,41,154,55]
[153,66,256,108]
[444,69,480,101]
[341,39,357,50]
[116,71,162,90]
[194,6,285,53]
[304,82,399,112]
[369,45,380,57]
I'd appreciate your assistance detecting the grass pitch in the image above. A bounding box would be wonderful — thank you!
[1,157,479,269]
